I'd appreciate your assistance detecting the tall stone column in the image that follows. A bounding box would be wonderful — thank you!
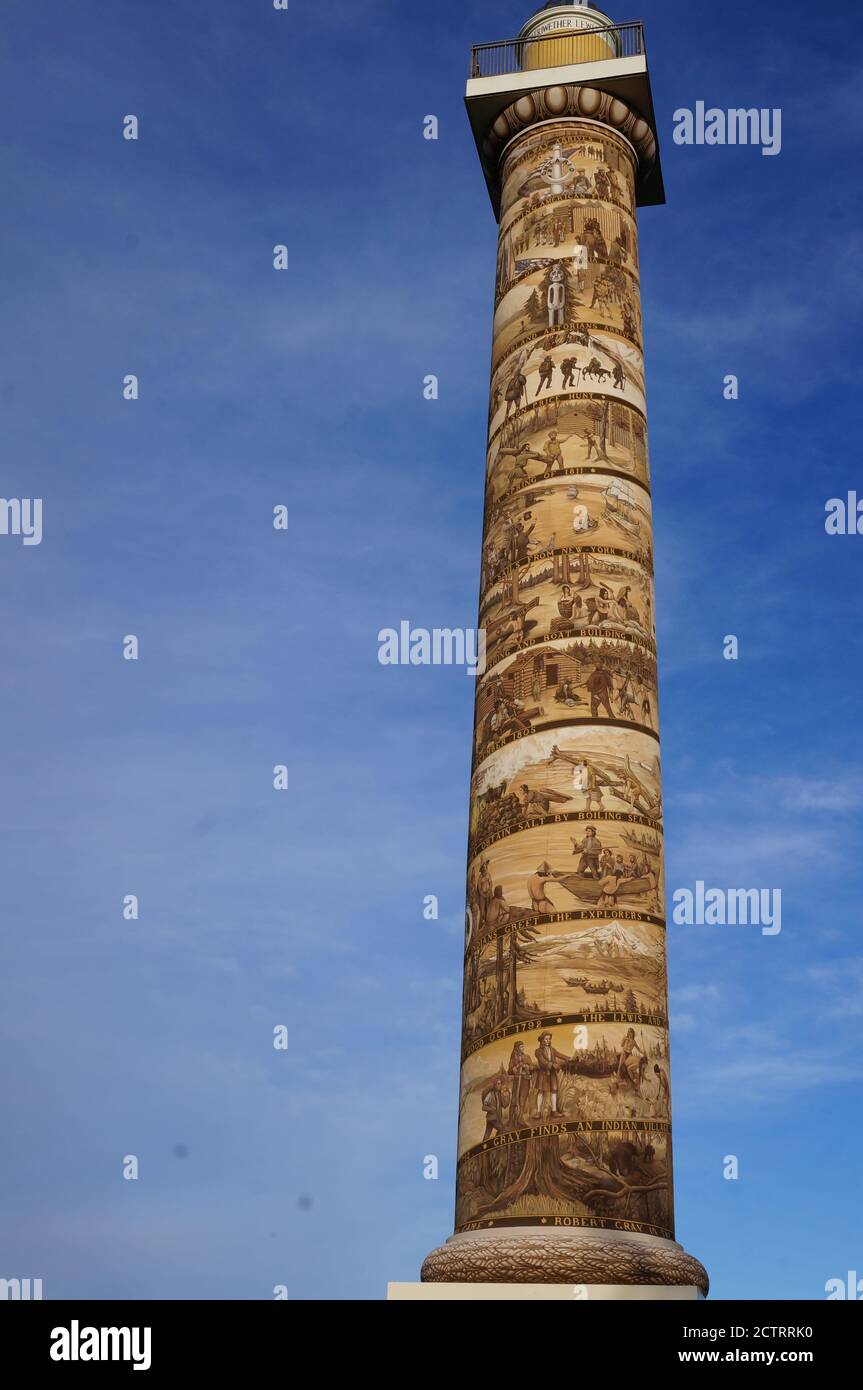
[421,5,708,1295]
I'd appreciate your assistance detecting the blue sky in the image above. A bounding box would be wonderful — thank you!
[1,0,861,1301]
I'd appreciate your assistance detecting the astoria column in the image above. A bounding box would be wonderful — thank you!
[422,3,708,1293]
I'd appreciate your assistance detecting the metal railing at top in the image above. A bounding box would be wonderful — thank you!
[469,22,645,80]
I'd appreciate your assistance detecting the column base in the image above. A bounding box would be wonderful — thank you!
[421,1227,708,1296]
[390,1281,703,1301]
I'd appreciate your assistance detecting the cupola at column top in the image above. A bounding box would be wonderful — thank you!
[520,4,621,62]
[521,3,619,37]
[465,2,664,213]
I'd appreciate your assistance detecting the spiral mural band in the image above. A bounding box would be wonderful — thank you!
[456,117,675,1242]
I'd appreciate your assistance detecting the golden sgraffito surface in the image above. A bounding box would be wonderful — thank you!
[523,31,618,71]
[457,120,674,1241]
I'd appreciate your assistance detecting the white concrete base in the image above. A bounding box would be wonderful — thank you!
[388,1282,702,1301]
